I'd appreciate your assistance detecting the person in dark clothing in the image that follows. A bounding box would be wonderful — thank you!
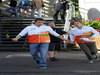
[0,0,2,3]
[48,22,67,61]
[17,0,30,17]
[53,0,69,23]
[5,0,18,17]
[10,0,17,7]
[0,0,2,13]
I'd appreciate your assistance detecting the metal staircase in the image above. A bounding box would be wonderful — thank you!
[0,17,64,51]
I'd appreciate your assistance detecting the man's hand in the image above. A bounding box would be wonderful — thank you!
[12,37,20,42]
[66,40,75,44]
[66,40,71,43]
[61,37,67,41]
[88,37,95,40]
[61,37,74,43]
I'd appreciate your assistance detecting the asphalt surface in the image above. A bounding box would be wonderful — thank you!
[0,51,100,75]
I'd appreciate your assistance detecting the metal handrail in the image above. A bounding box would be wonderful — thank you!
[63,2,75,48]
[64,2,75,38]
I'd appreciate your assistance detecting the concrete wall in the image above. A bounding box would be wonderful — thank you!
[79,0,100,20]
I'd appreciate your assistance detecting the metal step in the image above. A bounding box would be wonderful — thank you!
[0,44,28,47]
[0,47,29,51]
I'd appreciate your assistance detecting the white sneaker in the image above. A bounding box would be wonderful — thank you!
[93,55,97,59]
[88,60,94,64]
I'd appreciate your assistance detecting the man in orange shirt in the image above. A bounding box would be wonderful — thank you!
[12,18,67,68]
[70,18,99,64]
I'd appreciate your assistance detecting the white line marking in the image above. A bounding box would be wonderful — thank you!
[6,55,12,58]
[0,55,13,58]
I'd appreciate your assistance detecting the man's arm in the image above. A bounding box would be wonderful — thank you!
[57,28,67,35]
[69,30,75,43]
[12,36,20,42]
[89,27,100,40]
[48,27,67,41]
[12,27,28,41]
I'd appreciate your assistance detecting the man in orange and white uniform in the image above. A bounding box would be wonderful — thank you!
[12,18,67,68]
[70,18,100,64]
